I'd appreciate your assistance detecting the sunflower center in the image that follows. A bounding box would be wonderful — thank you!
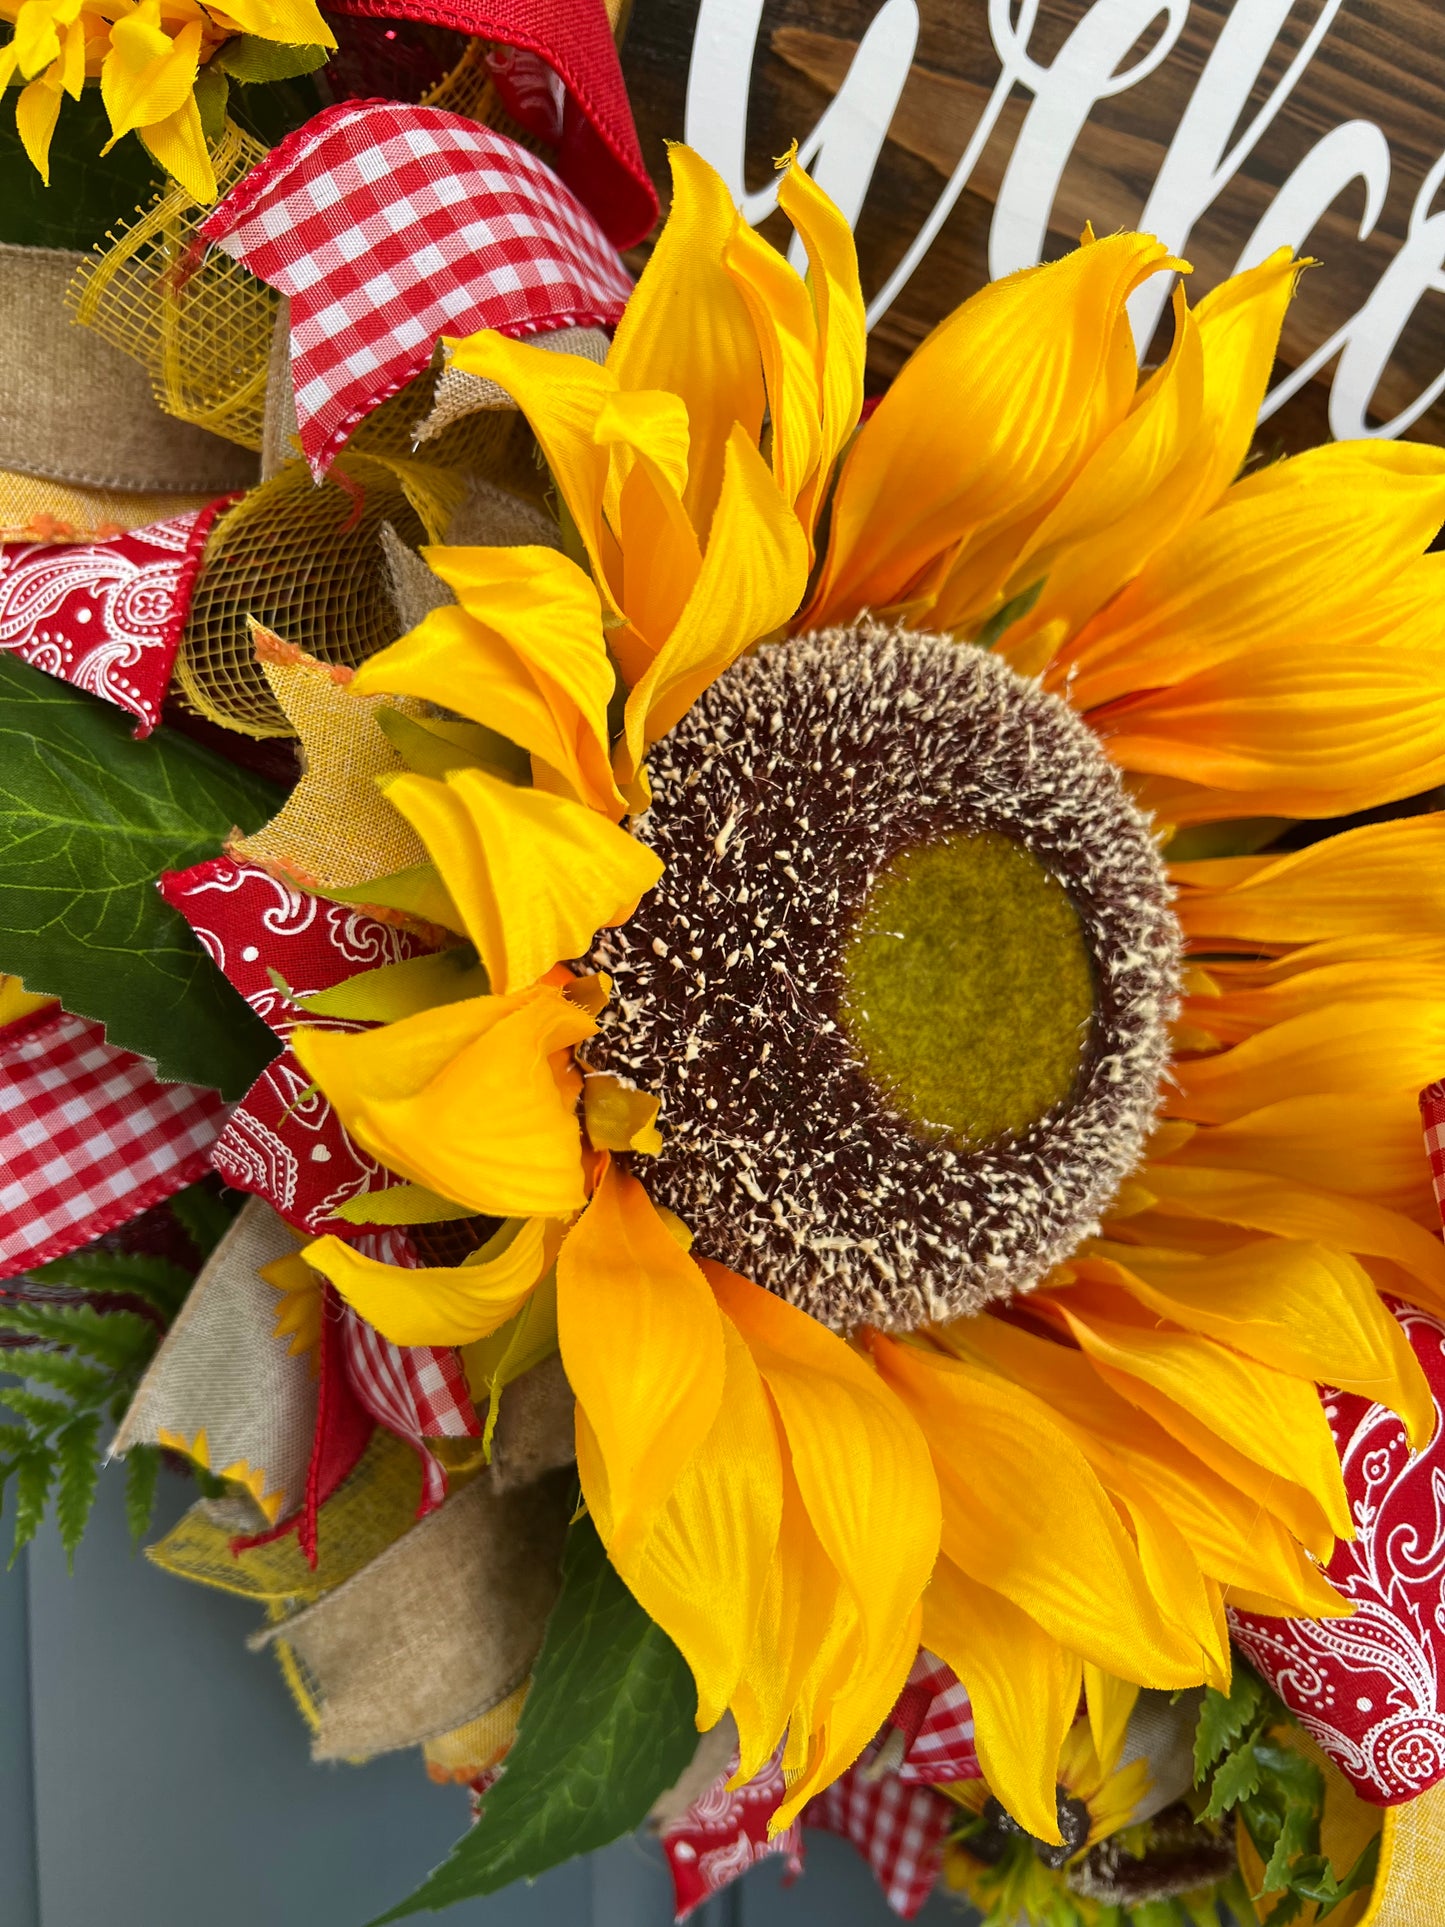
[839,830,1095,1147]
[585,622,1180,1334]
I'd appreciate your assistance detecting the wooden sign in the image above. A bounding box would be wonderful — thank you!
[622,0,1445,451]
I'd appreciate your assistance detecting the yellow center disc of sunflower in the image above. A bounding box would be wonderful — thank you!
[838,830,1095,1146]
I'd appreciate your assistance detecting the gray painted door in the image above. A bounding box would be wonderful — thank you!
[0,1464,970,1926]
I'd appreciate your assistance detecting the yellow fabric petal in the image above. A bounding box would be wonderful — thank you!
[1051,1287,1350,1547]
[1082,1667,1141,1780]
[1058,441,1445,711]
[593,388,704,652]
[1086,1239,1434,1448]
[293,987,594,1218]
[1141,1161,1445,1310]
[619,424,809,781]
[1173,815,1445,948]
[705,1264,940,1754]
[803,231,1184,630]
[353,547,624,818]
[582,1073,662,1155]
[1173,1002,1445,1124]
[923,1555,1078,1844]
[15,72,62,183]
[101,9,201,139]
[579,1307,782,1731]
[383,766,662,995]
[722,216,823,523]
[778,1605,923,1827]
[938,1310,1342,1617]
[776,156,866,543]
[442,334,621,612]
[1172,1096,1434,1222]
[303,1217,557,1348]
[606,144,766,537]
[558,1162,727,1561]
[204,0,335,47]
[869,1333,1196,1685]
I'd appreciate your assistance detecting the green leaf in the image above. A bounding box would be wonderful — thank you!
[6,1348,114,1407]
[0,1385,70,1433]
[166,1180,240,1265]
[974,578,1044,650]
[213,35,331,81]
[10,1446,55,1561]
[0,1300,155,1372]
[298,944,489,1023]
[375,709,532,785]
[1194,1670,1268,1782]
[54,1414,103,1566]
[1203,1737,1265,1820]
[0,88,165,250]
[0,654,284,1094]
[1318,1833,1380,1916]
[325,862,463,932]
[373,1514,698,1920]
[191,63,229,143]
[34,1246,192,1321]
[123,1446,161,1544]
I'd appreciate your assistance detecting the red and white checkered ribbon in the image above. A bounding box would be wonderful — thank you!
[338,1294,482,1513]
[0,1007,228,1280]
[1421,1078,1445,1224]
[201,103,633,475]
[805,1764,955,1919]
[891,1652,981,1785]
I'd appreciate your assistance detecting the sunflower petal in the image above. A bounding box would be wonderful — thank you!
[1082,1667,1141,1779]
[581,1307,783,1731]
[619,425,809,781]
[303,1217,556,1347]
[722,216,823,521]
[923,1555,1078,1844]
[15,73,63,183]
[353,547,623,817]
[1058,441,1445,710]
[606,144,766,536]
[383,766,662,995]
[1051,1287,1350,1547]
[559,1163,727,1561]
[101,12,202,140]
[705,1266,940,1712]
[803,232,1185,629]
[1088,1239,1434,1447]
[870,1333,1196,1684]
[293,987,593,1218]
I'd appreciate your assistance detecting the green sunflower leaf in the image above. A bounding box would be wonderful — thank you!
[213,35,331,82]
[372,1513,698,1921]
[0,654,284,1095]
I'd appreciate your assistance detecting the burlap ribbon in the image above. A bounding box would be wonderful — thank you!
[112,1196,318,1526]
[0,243,258,496]
[254,1467,572,1760]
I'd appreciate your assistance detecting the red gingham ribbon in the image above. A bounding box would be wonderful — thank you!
[805,1766,955,1919]
[338,1288,482,1515]
[201,104,633,476]
[325,0,657,248]
[1421,1078,1445,1224]
[0,1006,228,1280]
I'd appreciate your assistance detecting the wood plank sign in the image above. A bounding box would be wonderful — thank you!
[621,0,1445,451]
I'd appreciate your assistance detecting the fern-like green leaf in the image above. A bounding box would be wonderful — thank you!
[10,1447,55,1562]
[123,1446,161,1545]
[0,1300,155,1370]
[54,1414,103,1567]
[36,1247,192,1321]
[0,1384,71,1433]
[9,1348,115,1406]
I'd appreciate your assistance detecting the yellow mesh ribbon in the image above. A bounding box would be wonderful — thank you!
[146,1427,424,1608]
[68,124,276,455]
[423,1682,529,1783]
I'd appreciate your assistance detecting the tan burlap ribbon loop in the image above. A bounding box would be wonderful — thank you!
[0,243,258,495]
[254,1468,572,1762]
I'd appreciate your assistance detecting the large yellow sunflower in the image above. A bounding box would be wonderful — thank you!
[291,148,1445,1845]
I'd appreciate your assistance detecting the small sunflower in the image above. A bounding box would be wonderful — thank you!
[294,148,1445,1840]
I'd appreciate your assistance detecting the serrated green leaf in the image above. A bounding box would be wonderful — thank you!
[0,654,284,1094]
[1259,1893,1306,1927]
[10,1447,55,1561]
[1194,1670,1268,1782]
[1203,1737,1265,1820]
[8,1347,114,1407]
[33,1246,192,1321]
[0,1384,70,1432]
[213,35,331,81]
[0,1300,155,1371]
[123,1445,161,1544]
[1317,1833,1380,1917]
[372,1514,697,1920]
[54,1414,103,1566]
